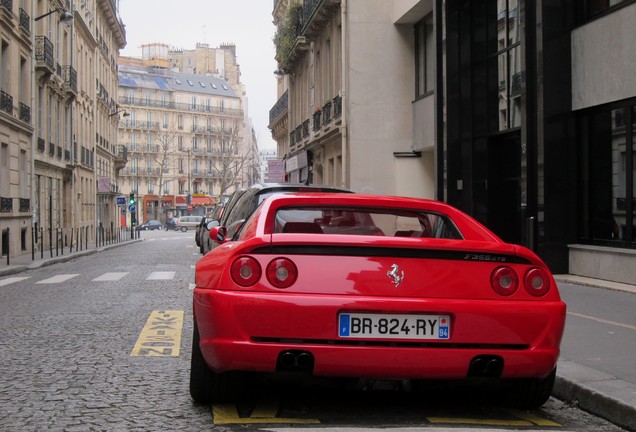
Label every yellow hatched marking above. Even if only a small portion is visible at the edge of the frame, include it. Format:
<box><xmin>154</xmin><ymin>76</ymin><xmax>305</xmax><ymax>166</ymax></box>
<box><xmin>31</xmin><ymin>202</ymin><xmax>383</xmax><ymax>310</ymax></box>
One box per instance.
<box><xmin>212</xmin><ymin>400</ymin><xmax>320</xmax><ymax>425</ymax></box>
<box><xmin>503</xmin><ymin>408</ymin><xmax>562</xmax><ymax>427</ymax></box>
<box><xmin>130</xmin><ymin>310</ymin><xmax>184</xmax><ymax>357</ymax></box>
<box><xmin>427</xmin><ymin>417</ymin><xmax>533</xmax><ymax>427</ymax></box>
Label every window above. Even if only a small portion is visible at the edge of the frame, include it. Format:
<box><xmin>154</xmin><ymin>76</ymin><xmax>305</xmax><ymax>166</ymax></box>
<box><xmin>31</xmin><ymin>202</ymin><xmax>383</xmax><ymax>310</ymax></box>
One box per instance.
<box><xmin>579</xmin><ymin>102</ymin><xmax>636</xmax><ymax>245</ymax></box>
<box><xmin>415</xmin><ymin>14</ymin><xmax>434</xmax><ymax>97</ymax></box>
<box><xmin>0</xmin><ymin>143</ymin><xmax>8</xmax><ymax>197</ymax></box>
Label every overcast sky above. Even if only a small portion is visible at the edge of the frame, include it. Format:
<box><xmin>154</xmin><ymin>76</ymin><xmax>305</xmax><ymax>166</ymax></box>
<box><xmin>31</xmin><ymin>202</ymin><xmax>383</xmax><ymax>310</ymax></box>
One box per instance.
<box><xmin>118</xmin><ymin>0</ymin><xmax>277</xmax><ymax>150</ymax></box>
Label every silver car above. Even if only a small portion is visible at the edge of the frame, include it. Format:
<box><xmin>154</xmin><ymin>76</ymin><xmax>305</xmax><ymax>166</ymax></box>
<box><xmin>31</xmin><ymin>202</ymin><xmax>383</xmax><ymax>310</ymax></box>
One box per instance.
<box><xmin>175</xmin><ymin>215</ymin><xmax>203</xmax><ymax>232</ymax></box>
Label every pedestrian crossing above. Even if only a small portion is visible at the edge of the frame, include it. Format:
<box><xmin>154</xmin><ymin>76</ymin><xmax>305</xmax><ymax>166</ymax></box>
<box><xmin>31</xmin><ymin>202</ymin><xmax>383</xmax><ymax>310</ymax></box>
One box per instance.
<box><xmin>0</xmin><ymin>269</ymin><xmax>192</xmax><ymax>287</ymax></box>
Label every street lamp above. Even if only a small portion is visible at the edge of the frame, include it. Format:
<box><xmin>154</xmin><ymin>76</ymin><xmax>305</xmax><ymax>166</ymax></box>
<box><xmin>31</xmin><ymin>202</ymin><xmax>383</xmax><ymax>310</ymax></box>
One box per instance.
<box><xmin>35</xmin><ymin>8</ymin><xmax>74</xmax><ymax>23</ymax></box>
<box><xmin>109</xmin><ymin>109</ymin><xmax>129</xmax><ymax>117</ymax></box>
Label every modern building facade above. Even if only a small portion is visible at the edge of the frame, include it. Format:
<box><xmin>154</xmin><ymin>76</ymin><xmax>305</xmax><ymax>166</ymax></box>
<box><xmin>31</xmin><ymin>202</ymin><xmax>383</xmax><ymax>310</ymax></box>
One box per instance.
<box><xmin>270</xmin><ymin>0</ymin><xmax>636</xmax><ymax>284</ymax></box>
<box><xmin>1</xmin><ymin>0</ymin><xmax>125</xmax><ymax>260</ymax></box>
<box><xmin>117</xmin><ymin>44</ymin><xmax>253</xmax><ymax>224</ymax></box>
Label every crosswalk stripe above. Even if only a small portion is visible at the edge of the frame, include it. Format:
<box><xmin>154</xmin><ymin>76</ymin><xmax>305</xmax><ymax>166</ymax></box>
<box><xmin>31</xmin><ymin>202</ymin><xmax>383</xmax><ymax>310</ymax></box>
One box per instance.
<box><xmin>0</xmin><ymin>276</ymin><xmax>31</xmax><ymax>287</ymax></box>
<box><xmin>93</xmin><ymin>272</ymin><xmax>128</xmax><ymax>282</ymax></box>
<box><xmin>146</xmin><ymin>271</ymin><xmax>176</xmax><ymax>280</ymax></box>
<box><xmin>36</xmin><ymin>274</ymin><xmax>80</xmax><ymax>284</ymax></box>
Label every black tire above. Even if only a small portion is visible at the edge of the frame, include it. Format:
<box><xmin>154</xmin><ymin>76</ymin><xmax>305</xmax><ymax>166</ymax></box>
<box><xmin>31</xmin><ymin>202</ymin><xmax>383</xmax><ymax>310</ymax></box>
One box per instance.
<box><xmin>181</xmin><ymin>226</ymin><xmax>188</xmax><ymax>232</ymax></box>
<box><xmin>199</xmin><ymin>243</ymin><xmax>204</xmax><ymax>255</ymax></box>
<box><xmin>190</xmin><ymin>322</ymin><xmax>244</xmax><ymax>404</ymax></box>
<box><xmin>501</xmin><ymin>367</ymin><xmax>556</xmax><ymax>409</ymax></box>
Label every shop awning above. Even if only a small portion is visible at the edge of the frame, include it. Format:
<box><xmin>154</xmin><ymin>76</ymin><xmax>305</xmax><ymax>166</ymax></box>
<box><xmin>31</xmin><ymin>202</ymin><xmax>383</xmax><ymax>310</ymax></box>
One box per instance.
<box><xmin>178</xmin><ymin>178</ymin><xmax>187</xmax><ymax>183</ymax></box>
<box><xmin>193</xmin><ymin>178</ymin><xmax>203</xmax><ymax>183</ymax></box>
<box><xmin>192</xmin><ymin>196</ymin><xmax>214</xmax><ymax>206</ymax></box>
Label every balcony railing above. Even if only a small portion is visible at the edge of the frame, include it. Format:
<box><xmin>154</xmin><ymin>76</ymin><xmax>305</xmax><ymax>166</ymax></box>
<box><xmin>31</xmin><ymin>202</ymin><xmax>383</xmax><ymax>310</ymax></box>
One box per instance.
<box><xmin>19</xmin><ymin>198</ymin><xmax>30</xmax><ymax>213</ymax></box>
<box><xmin>1</xmin><ymin>0</ymin><xmax>12</xmax><ymax>12</ymax></box>
<box><xmin>19</xmin><ymin>102</ymin><xmax>30</xmax><ymax>123</ymax></box>
<box><xmin>19</xmin><ymin>8</ymin><xmax>29</xmax><ymax>32</ymax></box>
<box><xmin>35</xmin><ymin>36</ymin><xmax>54</xmax><ymax>72</ymax></box>
<box><xmin>0</xmin><ymin>90</ymin><xmax>12</xmax><ymax>115</ymax></box>
<box><xmin>63</xmin><ymin>65</ymin><xmax>78</xmax><ymax>95</ymax></box>
<box><xmin>269</xmin><ymin>90</ymin><xmax>288</xmax><ymax>125</ymax></box>
<box><xmin>37</xmin><ymin>138</ymin><xmax>45</xmax><ymax>152</ymax></box>
<box><xmin>0</xmin><ymin>197</ymin><xmax>12</xmax><ymax>213</ymax></box>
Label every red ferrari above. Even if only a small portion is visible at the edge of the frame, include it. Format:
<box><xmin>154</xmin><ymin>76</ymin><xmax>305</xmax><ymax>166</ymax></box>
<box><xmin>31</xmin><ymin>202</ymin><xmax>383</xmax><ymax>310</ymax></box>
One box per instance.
<box><xmin>191</xmin><ymin>193</ymin><xmax>566</xmax><ymax>408</ymax></box>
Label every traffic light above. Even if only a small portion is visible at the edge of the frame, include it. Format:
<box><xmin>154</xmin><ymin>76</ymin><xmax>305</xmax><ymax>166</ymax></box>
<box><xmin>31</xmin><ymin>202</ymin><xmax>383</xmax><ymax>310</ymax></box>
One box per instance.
<box><xmin>129</xmin><ymin>192</ymin><xmax>137</xmax><ymax>227</ymax></box>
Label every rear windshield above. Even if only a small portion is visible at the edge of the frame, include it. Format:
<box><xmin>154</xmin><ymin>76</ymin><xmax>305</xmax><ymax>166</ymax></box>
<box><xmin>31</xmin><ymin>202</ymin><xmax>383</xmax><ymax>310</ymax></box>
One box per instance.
<box><xmin>274</xmin><ymin>207</ymin><xmax>463</xmax><ymax>239</ymax></box>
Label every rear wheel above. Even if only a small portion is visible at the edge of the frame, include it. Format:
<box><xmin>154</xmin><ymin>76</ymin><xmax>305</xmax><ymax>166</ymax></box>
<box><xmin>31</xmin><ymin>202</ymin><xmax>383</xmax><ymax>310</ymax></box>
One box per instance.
<box><xmin>190</xmin><ymin>322</ymin><xmax>245</xmax><ymax>404</ymax></box>
<box><xmin>501</xmin><ymin>367</ymin><xmax>556</xmax><ymax>409</ymax></box>
<box><xmin>181</xmin><ymin>226</ymin><xmax>188</xmax><ymax>232</ymax></box>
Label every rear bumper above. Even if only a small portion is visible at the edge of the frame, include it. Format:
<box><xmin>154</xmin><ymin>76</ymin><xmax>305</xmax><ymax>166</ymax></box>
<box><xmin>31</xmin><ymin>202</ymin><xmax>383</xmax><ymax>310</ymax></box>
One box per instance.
<box><xmin>193</xmin><ymin>289</ymin><xmax>565</xmax><ymax>380</ymax></box>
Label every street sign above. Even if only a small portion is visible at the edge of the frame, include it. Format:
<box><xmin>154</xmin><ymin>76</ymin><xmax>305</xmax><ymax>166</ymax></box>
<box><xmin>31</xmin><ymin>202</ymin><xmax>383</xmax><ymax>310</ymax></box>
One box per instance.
<box><xmin>117</xmin><ymin>197</ymin><xmax>126</xmax><ymax>205</ymax></box>
<box><xmin>128</xmin><ymin>204</ymin><xmax>136</xmax><ymax>212</ymax></box>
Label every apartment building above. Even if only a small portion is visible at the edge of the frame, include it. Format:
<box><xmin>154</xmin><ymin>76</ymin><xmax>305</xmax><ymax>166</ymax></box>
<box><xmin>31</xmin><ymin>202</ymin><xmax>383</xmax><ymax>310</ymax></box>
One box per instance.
<box><xmin>0</xmin><ymin>0</ymin><xmax>125</xmax><ymax>260</ymax></box>
<box><xmin>270</xmin><ymin>0</ymin><xmax>636</xmax><ymax>284</ymax></box>
<box><xmin>117</xmin><ymin>45</ymin><xmax>251</xmax><ymax>223</ymax></box>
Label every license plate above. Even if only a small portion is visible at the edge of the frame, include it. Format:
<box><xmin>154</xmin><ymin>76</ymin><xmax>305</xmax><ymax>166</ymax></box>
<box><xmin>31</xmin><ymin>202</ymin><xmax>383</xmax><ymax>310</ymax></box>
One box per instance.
<box><xmin>338</xmin><ymin>313</ymin><xmax>450</xmax><ymax>340</ymax></box>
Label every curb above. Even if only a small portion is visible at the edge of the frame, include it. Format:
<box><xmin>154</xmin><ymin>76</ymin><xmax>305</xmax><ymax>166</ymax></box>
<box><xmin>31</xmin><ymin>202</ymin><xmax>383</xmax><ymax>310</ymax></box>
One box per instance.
<box><xmin>0</xmin><ymin>239</ymin><xmax>143</xmax><ymax>276</ymax></box>
<box><xmin>554</xmin><ymin>359</ymin><xmax>636</xmax><ymax>431</ymax></box>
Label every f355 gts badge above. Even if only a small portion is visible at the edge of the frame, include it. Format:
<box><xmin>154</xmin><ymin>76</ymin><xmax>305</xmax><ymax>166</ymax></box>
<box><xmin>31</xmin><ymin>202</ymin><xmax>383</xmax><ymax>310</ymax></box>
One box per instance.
<box><xmin>387</xmin><ymin>264</ymin><xmax>405</xmax><ymax>287</ymax></box>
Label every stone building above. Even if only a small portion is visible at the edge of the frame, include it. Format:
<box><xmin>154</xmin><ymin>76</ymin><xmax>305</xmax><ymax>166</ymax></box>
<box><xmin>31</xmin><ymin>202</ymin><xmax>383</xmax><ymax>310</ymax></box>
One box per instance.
<box><xmin>0</xmin><ymin>0</ymin><xmax>125</xmax><ymax>260</ymax></box>
<box><xmin>270</xmin><ymin>0</ymin><xmax>636</xmax><ymax>285</ymax></box>
<box><xmin>117</xmin><ymin>44</ymin><xmax>253</xmax><ymax>224</ymax></box>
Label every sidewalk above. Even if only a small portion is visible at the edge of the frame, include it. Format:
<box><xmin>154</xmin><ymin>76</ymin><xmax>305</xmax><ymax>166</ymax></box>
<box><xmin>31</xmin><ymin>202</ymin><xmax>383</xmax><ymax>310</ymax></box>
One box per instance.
<box><xmin>0</xmin><ymin>236</ymin><xmax>143</xmax><ymax>277</ymax></box>
<box><xmin>553</xmin><ymin>274</ymin><xmax>636</xmax><ymax>432</ymax></box>
<box><xmin>1</xmin><ymin>252</ymin><xmax>633</xmax><ymax>430</ymax></box>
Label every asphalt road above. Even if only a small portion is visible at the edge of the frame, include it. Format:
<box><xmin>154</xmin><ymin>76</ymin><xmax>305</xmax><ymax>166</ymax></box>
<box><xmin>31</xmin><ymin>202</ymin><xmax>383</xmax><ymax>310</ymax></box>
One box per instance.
<box><xmin>0</xmin><ymin>230</ymin><xmax>629</xmax><ymax>431</ymax></box>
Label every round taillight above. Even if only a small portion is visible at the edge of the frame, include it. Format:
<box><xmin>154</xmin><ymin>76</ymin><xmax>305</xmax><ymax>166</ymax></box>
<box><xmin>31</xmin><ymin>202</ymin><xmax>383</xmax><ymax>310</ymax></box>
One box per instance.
<box><xmin>524</xmin><ymin>267</ymin><xmax>551</xmax><ymax>297</ymax></box>
<box><xmin>266</xmin><ymin>258</ymin><xmax>298</xmax><ymax>289</ymax></box>
<box><xmin>230</xmin><ymin>256</ymin><xmax>261</xmax><ymax>287</ymax></box>
<box><xmin>490</xmin><ymin>266</ymin><xmax>519</xmax><ymax>296</ymax></box>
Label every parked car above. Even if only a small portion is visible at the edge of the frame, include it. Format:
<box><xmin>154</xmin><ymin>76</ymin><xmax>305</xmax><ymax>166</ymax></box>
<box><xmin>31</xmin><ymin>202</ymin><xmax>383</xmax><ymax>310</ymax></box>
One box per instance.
<box><xmin>175</xmin><ymin>215</ymin><xmax>203</xmax><ymax>232</ymax></box>
<box><xmin>199</xmin><ymin>183</ymin><xmax>351</xmax><ymax>255</ymax></box>
<box><xmin>195</xmin><ymin>216</ymin><xmax>211</xmax><ymax>247</ymax></box>
<box><xmin>164</xmin><ymin>217</ymin><xmax>177</xmax><ymax>231</ymax></box>
<box><xmin>191</xmin><ymin>193</ymin><xmax>566</xmax><ymax>406</ymax></box>
<box><xmin>136</xmin><ymin>220</ymin><xmax>162</xmax><ymax>231</ymax></box>
<box><xmin>198</xmin><ymin>188</ymin><xmax>245</xmax><ymax>254</ymax></box>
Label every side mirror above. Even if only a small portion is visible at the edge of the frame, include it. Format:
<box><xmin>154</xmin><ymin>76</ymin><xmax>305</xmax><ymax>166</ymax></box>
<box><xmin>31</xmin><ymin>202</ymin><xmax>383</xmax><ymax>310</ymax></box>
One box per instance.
<box><xmin>210</xmin><ymin>226</ymin><xmax>227</xmax><ymax>244</ymax></box>
<box><xmin>206</xmin><ymin>220</ymin><xmax>219</xmax><ymax>231</ymax></box>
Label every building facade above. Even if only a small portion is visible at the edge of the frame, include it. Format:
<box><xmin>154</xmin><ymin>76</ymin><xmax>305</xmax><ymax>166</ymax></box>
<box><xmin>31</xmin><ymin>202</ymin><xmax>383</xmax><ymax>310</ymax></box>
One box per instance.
<box><xmin>117</xmin><ymin>46</ymin><xmax>251</xmax><ymax>224</ymax></box>
<box><xmin>0</xmin><ymin>0</ymin><xmax>125</xmax><ymax>260</ymax></box>
<box><xmin>270</xmin><ymin>0</ymin><xmax>636</xmax><ymax>284</ymax></box>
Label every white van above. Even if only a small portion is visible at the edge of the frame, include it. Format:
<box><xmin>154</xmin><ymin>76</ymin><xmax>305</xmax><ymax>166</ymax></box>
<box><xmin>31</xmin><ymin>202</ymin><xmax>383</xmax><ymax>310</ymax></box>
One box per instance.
<box><xmin>175</xmin><ymin>215</ymin><xmax>203</xmax><ymax>232</ymax></box>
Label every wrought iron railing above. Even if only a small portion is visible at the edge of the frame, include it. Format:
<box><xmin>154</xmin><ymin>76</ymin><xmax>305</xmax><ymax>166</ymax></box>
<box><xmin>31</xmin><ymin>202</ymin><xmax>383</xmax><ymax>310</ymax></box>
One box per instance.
<box><xmin>19</xmin><ymin>8</ymin><xmax>30</xmax><ymax>32</ymax></box>
<box><xmin>19</xmin><ymin>102</ymin><xmax>30</xmax><ymax>123</ymax></box>
<box><xmin>35</xmin><ymin>36</ymin><xmax>54</xmax><ymax>70</ymax></box>
<box><xmin>0</xmin><ymin>90</ymin><xmax>12</xmax><ymax>114</ymax></box>
<box><xmin>63</xmin><ymin>65</ymin><xmax>77</xmax><ymax>94</ymax></box>
<box><xmin>269</xmin><ymin>90</ymin><xmax>288</xmax><ymax>124</ymax></box>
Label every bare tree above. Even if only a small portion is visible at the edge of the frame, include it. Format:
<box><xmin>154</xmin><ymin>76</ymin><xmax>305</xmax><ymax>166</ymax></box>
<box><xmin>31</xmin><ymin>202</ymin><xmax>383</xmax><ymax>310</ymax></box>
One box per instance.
<box><xmin>151</xmin><ymin>115</ymin><xmax>179</xmax><ymax>222</ymax></box>
<box><xmin>213</xmin><ymin>123</ymin><xmax>258</xmax><ymax>202</ymax></box>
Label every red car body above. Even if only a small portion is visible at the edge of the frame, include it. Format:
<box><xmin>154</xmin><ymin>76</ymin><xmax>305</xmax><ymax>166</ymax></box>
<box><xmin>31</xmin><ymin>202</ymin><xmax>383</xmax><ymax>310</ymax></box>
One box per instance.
<box><xmin>191</xmin><ymin>193</ymin><xmax>566</xmax><ymax>407</ymax></box>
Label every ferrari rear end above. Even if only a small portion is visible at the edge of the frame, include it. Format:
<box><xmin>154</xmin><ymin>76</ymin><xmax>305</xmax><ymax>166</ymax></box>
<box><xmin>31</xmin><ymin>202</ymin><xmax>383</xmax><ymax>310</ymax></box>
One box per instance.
<box><xmin>191</xmin><ymin>193</ymin><xmax>566</xmax><ymax>407</ymax></box>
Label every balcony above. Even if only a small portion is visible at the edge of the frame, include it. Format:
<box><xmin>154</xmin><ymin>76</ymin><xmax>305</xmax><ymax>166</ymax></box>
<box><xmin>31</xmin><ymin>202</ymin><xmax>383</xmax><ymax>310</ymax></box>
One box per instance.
<box><xmin>0</xmin><ymin>90</ymin><xmax>12</xmax><ymax>115</ymax></box>
<box><xmin>301</xmin><ymin>0</ymin><xmax>341</xmax><ymax>37</ymax></box>
<box><xmin>18</xmin><ymin>102</ymin><xmax>30</xmax><ymax>123</ymax></box>
<box><xmin>0</xmin><ymin>197</ymin><xmax>12</xmax><ymax>213</ymax></box>
<box><xmin>269</xmin><ymin>90</ymin><xmax>288</xmax><ymax>126</ymax></box>
<box><xmin>63</xmin><ymin>65</ymin><xmax>78</xmax><ymax>98</ymax></box>
<box><xmin>35</xmin><ymin>36</ymin><xmax>54</xmax><ymax>77</ymax></box>
<box><xmin>19</xmin><ymin>8</ymin><xmax>30</xmax><ymax>33</ymax></box>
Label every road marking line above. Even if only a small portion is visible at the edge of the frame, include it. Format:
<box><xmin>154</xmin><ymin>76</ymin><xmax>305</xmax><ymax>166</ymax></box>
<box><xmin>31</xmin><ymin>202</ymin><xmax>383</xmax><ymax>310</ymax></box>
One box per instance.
<box><xmin>93</xmin><ymin>272</ymin><xmax>128</xmax><ymax>282</ymax></box>
<box><xmin>36</xmin><ymin>274</ymin><xmax>79</xmax><ymax>284</ymax></box>
<box><xmin>146</xmin><ymin>271</ymin><xmax>176</xmax><ymax>280</ymax></box>
<box><xmin>568</xmin><ymin>311</ymin><xmax>636</xmax><ymax>331</ymax></box>
<box><xmin>131</xmin><ymin>310</ymin><xmax>184</xmax><ymax>357</ymax></box>
<box><xmin>0</xmin><ymin>276</ymin><xmax>30</xmax><ymax>286</ymax></box>
<box><xmin>212</xmin><ymin>399</ymin><xmax>320</xmax><ymax>425</ymax></box>
<box><xmin>427</xmin><ymin>417</ymin><xmax>532</xmax><ymax>426</ymax></box>
<box><xmin>502</xmin><ymin>408</ymin><xmax>561</xmax><ymax>426</ymax></box>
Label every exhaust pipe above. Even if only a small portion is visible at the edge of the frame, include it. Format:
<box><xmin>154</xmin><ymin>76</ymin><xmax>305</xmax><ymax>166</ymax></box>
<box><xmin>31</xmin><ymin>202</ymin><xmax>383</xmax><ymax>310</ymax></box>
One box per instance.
<box><xmin>276</xmin><ymin>350</ymin><xmax>314</xmax><ymax>372</ymax></box>
<box><xmin>468</xmin><ymin>355</ymin><xmax>503</xmax><ymax>377</ymax></box>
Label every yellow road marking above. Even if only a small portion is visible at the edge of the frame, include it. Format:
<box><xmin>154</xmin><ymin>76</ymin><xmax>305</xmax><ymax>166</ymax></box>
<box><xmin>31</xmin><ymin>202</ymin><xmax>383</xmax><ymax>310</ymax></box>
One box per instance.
<box><xmin>427</xmin><ymin>417</ymin><xmax>533</xmax><ymax>426</ymax></box>
<box><xmin>130</xmin><ymin>310</ymin><xmax>184</xmax><ymax>357</ymax></box>
<box><xmin>503</xmin><ymin>408</ymin><xmax>562</xmax><ymax>427</ymax></box>
<box><xmin>212</xmin><ymin>401</ymin><xmax>320</xmax><ymax>425</ymax></box>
